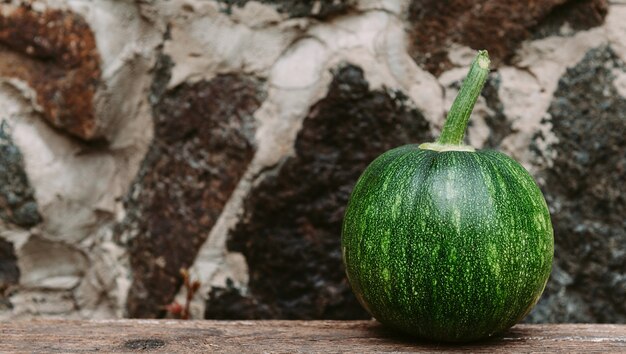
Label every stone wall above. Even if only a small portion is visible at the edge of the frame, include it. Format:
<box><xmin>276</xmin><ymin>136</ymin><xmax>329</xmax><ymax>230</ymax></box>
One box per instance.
<box><xmin>0</xmin><ymin>0</ymin><xmax>624</xmax><ymax>323</ymax></box>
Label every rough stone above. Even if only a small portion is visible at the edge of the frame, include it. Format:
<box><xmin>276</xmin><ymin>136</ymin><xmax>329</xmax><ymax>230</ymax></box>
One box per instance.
<box><xmin>0</xmin><ymin>5</ymin><xmax>101</xmax><ymax>140</ymax></box>
<box><xmin>16</xmin><ymin>236</ymin><xmax>88</xmax><ymax>290</ymax></box>
<box><xmin>161</xmin><ymin>2</ymin><xmax>297</xmax><ymax>89</ymax></box>
<box><xmin>0</xmin><ymin>238</ymin><xmax>19</xmax><ymax>306</ymax></box>
<box><xmin>217</xmin><ymin>0</ymin><xmax>355</xmax><ymax>19</ymax></box>
<box><xmin>205</xmin><ymin>279</ymin><xmax>273</xmax><ymax>319</ymax></box>
<box><xmin>526</xmin><ymin>46</ymin><xmax>626</xmax><ymax>323</ymax></box>
<box><xmin>532</xmin><ymin>0</ymin><xmax>608</xmax><ymax>39</ymax></box>
<box><xmin>8</xmin><ymin>289</ymin><xmax>77</xmax><ymax>317</ymax></box>
<box><xmin>121</xmin><ymin>73</ymin><xmax>264</xmax><ymax>318</ymax></box>
<box><xmin>0</xmin><ymin>122</ymin><xmax>41</xmax><ymax>228</ymax></box>
<box><xmin>206</xmin><ymin>64</ymin><xmax>433</xmax><ymax>320</ymax></box>
<box><xmin>407</xmin><ymin>0</ymin><xmax>608</xmax><ymax>75</ymax></box>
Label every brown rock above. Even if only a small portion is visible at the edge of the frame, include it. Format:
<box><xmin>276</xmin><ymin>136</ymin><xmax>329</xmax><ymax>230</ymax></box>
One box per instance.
<box><xmin>408</xmin><ymin>0</ymin><xmax>608</xmax><ymax>75</ymax></box>
<box><xmin>0</xmin><ymin>5</ymin><xmax>101</xmax><ymax>140</ymax></box>
<box><xmin>122</xmin><ymin>70</ymin><xmax>264</xmax><ymax>318</ymax></box>
<box><xmin>531</xmin><ymin>0</ymin><xmax>608</xmax><ymax>39</ymax></box>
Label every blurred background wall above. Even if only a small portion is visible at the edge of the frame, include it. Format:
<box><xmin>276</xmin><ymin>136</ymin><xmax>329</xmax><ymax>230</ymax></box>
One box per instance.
<box><xmin>0</xmin><ymin>0</ymin><xmax>624</xmax><ymax>322</ymax></box>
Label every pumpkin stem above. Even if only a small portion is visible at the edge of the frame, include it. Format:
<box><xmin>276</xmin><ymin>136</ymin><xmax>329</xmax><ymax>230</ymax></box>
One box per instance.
<box><xmin>437</xmin><ymin>50</ymin><xmax>490</xmax><ymax>146</ymax></box>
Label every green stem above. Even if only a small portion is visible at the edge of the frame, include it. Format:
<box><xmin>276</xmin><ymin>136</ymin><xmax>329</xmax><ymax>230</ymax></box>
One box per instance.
<box><xmin>437</xmin><ymin>50</ymin><xmax>490</xmax><ymax>146</ymax></box>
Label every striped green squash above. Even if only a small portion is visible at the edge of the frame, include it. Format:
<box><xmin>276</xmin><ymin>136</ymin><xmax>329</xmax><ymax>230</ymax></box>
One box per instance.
<box><xmin>341</xmin><ymin>51</ymin><xmax>553</xmax><ymax>342</ymax></box>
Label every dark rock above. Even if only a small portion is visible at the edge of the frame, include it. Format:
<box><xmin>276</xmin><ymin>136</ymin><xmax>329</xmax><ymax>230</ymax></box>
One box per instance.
<box><xmin>205</xmin><ymin>279</ymin><xmax>274</xmax><ymax>319</ymax></box>
<box><xmin>407</xmin><ymin>0</ymin><xmax>608</xmax><ymax>75</ymax></box>
<box><xmin>0</xmin><ymin>5</ymin><xmax>101</xmax><ymax>140</ymax></box>
<box><xmin>149</xmin><ymin>55</ymin><xmax>174</xmax><ymax>106</ymax></box>
<box><xmin>532</xmin><ymin>0</ymin><xmax>608</xmax><ymax>39</ymax></box>
<box><xmin>0</xmin><ymin>122</ymin><xmax>42</xmax><ymax>228</ymax></box>
<box><xmin>217</xmin><ymin>0</ymin><xmax>354</xmax><ymax>19</ymax></box>
<box><xmin>149</xmin><ymin>26</ymin><xmax>173</xmax><ymax>106</ymax></box>
<box><xmin>122</xmin><ymin>74</ymin><xmax>264</xmax><ymax>318</ymax></box>
<box><xmin>206</xmin><ymin>64</ymin><xmax>433</xmax><ymax>319</ymax></box>
<box><xmin>0</xmin><ymin>238</ymin><xmax>19</xmax><ymax>300</ymax></box>
<box><xmin>481</xmin><ymin>72</ymin><xmax>513</xmax><ymax>148</ymax></box>
<box><xmin>526</xmin><ymin>46</ymin><xmax>626</xmax><ymax>323</ymax></box>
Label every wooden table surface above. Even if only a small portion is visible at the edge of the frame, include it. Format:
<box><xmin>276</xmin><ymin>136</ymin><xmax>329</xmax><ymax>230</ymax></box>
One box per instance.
<box><xmin>1</xmin><ymin>320</ymin><xmax>625</xmax><ymax>353</ymax></box>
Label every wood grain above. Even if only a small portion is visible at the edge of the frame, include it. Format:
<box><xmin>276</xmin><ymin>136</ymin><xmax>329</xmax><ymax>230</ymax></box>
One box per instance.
<box><xmin>1</xmin><ymin>320</ymin><xmax>625</xmax><ymax>353</ymax></box>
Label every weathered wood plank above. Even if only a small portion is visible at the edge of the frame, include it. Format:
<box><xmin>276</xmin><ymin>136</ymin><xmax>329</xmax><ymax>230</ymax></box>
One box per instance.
<box><xmin>0</xmin><ymin>320</ymin><xmax>625</xmax><ymax>353</ymax></box>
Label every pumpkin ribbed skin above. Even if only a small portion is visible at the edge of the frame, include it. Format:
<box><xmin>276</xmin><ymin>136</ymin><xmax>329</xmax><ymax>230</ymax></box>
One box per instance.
<box><xmin>341</xmin><ymin>145</ymin><xmax>553</xmax><ymax>342</ymax></box>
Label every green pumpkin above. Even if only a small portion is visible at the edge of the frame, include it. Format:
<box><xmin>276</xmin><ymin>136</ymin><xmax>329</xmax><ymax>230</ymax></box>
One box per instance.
<box><xmin>341</xmin><ymin>51</ymin><xmax>553</xmax><ymax>342</ymax></box>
